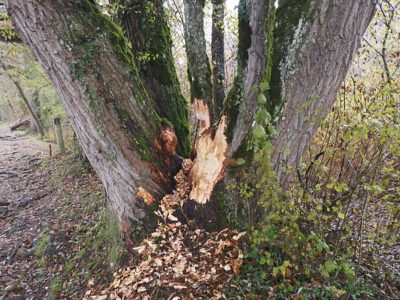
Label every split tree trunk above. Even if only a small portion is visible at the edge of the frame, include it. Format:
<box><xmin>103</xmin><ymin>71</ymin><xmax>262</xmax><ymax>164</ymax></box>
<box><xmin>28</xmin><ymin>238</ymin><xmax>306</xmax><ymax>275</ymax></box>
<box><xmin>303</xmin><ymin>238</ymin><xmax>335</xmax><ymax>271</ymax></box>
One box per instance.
<box><xmin>5</xmin><ymin>0</ymin><xmax>186</xmax><ymax>243</ymax></box>
<box><xmin>6</xmin><ymin>0</ymin><xmax>377</xmax><ymax>235</ymax></box>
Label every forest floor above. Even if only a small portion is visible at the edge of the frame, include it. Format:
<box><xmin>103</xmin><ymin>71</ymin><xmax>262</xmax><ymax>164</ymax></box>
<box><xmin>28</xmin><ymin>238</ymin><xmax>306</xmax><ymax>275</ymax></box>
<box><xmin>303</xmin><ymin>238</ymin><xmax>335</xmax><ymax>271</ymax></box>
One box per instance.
<box><xmin>0</xmin><ymin>123</ymin><xmax>245</xmax><ymax>300</ymax></box>
<box><xmin>0</xmin><ymin>123</ymin><xmax>117</xmax><ymax>299</ymax></box>
<box><xmin>1</xmin><ymin>123</ymin><xmax>399</xmax><ymax>299</ymax></box>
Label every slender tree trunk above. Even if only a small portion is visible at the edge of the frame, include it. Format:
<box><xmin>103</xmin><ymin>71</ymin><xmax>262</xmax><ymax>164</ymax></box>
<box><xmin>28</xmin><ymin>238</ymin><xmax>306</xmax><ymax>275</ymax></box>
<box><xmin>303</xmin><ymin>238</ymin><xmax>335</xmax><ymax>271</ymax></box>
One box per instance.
<box><xmin>228</xmin><ymin>0</ymin><xmax>274</xmax><ymax>156</ymax></box>
<box><xmin>183</xmin><ymin>0</ymin><xmax>213</xmax><ymax>137</ymax></box>
<box><xmin>5</xmin><ymin>0</ymin><xmax>184</xmax><ymax>244</ymax></box>
<box><xmin>14</xmin><ymin>81</ymin><xmax>44</xmax><ymax>136</ymax></box>
<box><xmin>211</xmin><ymin>0</ymin><xmax>225</xmax><ymax>117</ymax></box>
<box><xmin>112</xmin><ymin>0</ymin><xmax>191</xmax><ymax>156</ymax></box>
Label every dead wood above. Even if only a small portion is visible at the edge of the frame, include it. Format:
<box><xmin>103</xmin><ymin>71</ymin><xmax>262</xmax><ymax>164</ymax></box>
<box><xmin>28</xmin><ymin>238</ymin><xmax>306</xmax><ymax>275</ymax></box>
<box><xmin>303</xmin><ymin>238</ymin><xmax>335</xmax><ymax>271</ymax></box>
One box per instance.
<box><xmin>9</xmin><ymin>119</ymin><xmax>30</xmax><ymax>131</ymax></box>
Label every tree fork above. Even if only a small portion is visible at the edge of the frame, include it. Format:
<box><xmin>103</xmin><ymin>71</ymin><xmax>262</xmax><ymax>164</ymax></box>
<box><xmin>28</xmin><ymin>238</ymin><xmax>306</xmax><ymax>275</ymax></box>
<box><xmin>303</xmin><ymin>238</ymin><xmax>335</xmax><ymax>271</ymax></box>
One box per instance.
<box><xmin>5</xmin><ymin>0</ymin><xmax>182</xmax><ymax>245</ymax></box>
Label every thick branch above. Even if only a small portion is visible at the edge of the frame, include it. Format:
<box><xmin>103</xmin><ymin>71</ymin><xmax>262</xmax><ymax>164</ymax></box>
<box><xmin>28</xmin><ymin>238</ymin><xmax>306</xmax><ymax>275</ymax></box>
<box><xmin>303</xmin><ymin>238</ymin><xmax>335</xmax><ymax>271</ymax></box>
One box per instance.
<box><xmin>113</xmin><ymin>0</ymin><xmax>191</xmax><ymax>156</ymax></box>
<box><xmin>270</xmin><ymin>0</ymin><xmax>377</xmax><ymax>185</ymax></box>
<box><xmin>183</xmin><ymin>0</ymin><xmax>213</xmax><ymax>110</ymax></box>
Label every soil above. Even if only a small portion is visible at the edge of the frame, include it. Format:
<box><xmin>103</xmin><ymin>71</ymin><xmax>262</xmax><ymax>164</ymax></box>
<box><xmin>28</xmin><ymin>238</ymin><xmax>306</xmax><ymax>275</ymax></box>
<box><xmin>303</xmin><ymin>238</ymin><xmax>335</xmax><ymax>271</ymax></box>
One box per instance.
<box><xmin>0</xmin><ymin>124</ymin><xmax>112</xmax><ymax>299</ymax></box>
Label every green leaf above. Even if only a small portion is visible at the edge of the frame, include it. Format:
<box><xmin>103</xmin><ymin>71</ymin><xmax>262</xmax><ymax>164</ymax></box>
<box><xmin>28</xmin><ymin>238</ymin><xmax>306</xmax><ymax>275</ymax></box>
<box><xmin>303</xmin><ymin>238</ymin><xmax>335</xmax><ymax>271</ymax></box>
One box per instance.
<box><xmin>338</xmin><ymin>212</ymin><xmax>345</xmax><ymax>219</ymax></box>
<box><xmin>253</xmin><ymin>124</ymin><xmax>266</xmax><ymax>140</ymax></box>
<box><xmin>254</xmin><ymin>109</ymin><xmax>268</xmax><ymax>124</ymax></box>
<box><xmin>236</xmin><ymin>158</ymin><xmax>245</xmax><ymax>166</ymax></box>
<box><xmin>324</xmin><ymin>260</ymin><xmax>337</xmax><ymax>273</ymax></box>
<box><xmin>257</xmin><ymin>94</ymin><xmax>267</xmax><ymax>105</ymax></box>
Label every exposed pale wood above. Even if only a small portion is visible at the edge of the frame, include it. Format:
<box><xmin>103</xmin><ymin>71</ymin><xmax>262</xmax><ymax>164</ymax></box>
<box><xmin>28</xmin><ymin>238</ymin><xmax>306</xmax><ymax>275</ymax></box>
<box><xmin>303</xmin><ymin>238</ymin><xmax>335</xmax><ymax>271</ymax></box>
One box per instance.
<box><xmin>189</xmin><ymin>100</ymin><xmax>228</xmax><ymax>204</ymax></box>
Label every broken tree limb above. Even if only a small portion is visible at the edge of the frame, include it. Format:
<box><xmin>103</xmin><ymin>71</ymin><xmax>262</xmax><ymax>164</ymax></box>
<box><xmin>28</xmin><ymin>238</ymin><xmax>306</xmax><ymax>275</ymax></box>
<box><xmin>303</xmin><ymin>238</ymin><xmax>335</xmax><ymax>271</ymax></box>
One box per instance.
<box><xmin>188</xmin><ymin>99</ymin><xmax>228</xmax><ymax>204</ymax></box>
<box><xmin>10</xmin><ymin>119</ymin><xmax>30</xmax><ymax>131</ymax></box>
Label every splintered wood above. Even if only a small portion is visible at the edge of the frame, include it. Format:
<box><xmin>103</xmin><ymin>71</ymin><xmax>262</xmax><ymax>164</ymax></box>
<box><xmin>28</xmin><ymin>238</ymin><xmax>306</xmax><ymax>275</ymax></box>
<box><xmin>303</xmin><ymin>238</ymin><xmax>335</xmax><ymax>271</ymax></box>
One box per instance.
<box><xmin>84</xmin><ymin>99</ymin><xmax>237</xmax><ymax>299</ymax></box>
<box><xmin>84</xmin><ymin>159</ymin><xmax>245</xmax><ymax>300</ymax></box>
<box><xmin>189</xmin><ymin>99</ymin><xmax>228</xmax><ymax>204</ymax></box>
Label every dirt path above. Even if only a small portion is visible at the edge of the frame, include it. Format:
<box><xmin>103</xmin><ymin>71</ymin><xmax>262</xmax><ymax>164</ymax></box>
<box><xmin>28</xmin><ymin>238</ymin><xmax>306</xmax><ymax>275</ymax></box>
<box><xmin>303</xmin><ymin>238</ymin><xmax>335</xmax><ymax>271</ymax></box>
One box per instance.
<box><xmin>0</xmin><ymin>124</ymin><xmax>53</xmax><ymax>298</ymax></box>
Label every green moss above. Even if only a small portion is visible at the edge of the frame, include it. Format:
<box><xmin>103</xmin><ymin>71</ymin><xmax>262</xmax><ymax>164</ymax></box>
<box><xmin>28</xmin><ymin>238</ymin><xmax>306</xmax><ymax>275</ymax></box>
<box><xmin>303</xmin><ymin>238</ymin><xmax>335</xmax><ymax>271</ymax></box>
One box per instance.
<box><xmin>131</xmin><ymin>132</ymin><xmax>152</xmax><ymax>161</ymax></box>
<box><xmin>223</xmin><ymin>76</ymin><xmax>243</xmax><ymax>142</ymax></box>
<box><xmin>269</xmin><ymin>0</ymin><xmax>314</xmax><ymax>118</ymax></box>
<box><xmin>115</xmin><ymin>0</ymin><xmax>191</xmax><ymax>157</ymax></box>
<box><xmin>237</xmin><ymin>0</ymin><xmax>251</xmax><ymax>69</ymax></box>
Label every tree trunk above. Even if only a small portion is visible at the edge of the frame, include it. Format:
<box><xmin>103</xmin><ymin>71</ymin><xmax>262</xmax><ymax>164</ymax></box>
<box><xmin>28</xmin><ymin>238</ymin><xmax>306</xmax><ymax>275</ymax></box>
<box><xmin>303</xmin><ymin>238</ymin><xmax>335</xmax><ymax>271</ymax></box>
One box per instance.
<box><xmin>14</xmin><ymin>81</ymin><xmax>44</xmax><ymax>136</ymax></box>
<box><xmin>228</xmin><ymin>0</ymin><xmax>275</xmax><ymax>156</ymax></box>
<box><xmin>6</xmin><ymin>0</ymin><xmax>377</xmax><ymax>235</ymax></box>
<box><xmin>211</xmin><ymin>0</ymin><xmax>225</xmax><ymax>117</ymax></box>
<box><xmin>5</xmin><ymin>0</ymin><xmax>183</xmax><ymax>243</ymax></box>
<box><xmin>269</xmin><ymin>0</ymin><xmax>376</xmax><ymax>186</ymax></box>
<box><xmin>183</xmin><ymin>0</ymin><xmax>213</xmax><ymax>134</ymax></box>
<box><xmin>112</xmin><ymin>0</ymin><xmax>191</xmax><ymax>157</ymax></box>
<box><xmin>0</xmin><ymin>60</ymin><xmax>44</xmax><ymax>136</ymax></box>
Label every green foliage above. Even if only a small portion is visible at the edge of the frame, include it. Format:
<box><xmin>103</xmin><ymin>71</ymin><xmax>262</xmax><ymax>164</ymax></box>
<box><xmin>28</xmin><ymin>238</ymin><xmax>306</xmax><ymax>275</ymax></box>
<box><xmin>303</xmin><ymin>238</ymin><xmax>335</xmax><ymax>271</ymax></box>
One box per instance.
<box><xmin>48</xmin><ymin>277</ymin><xmax>63</xmax><ymax>300</ymax></box>
<box><xmin>0</xmin><ymin>12</ymin><xmax>18</xmax><ymax>41</ymax></box>
<box><xmin>224</xmin><ymin>3</ymin><xmax>400</xmax><ymax>298</ymax></box>
<box><xmin>0</xmin><ymin>43</ymin><xmax>67</xmax><ymax>132</ymax></box>
<box><xmin>35</xmin><ymin>232</ymin><xmax>50</xmax><ymax>257</ymax></box>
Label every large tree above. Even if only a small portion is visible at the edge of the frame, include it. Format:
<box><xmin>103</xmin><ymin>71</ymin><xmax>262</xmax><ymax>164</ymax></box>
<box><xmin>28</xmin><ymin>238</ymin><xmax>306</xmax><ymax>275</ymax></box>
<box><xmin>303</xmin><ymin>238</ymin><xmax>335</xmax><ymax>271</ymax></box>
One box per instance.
<box><xmin>4</xmin><ymin>0</ymin><xmax>376</xmax><ymax>240</ymax></box>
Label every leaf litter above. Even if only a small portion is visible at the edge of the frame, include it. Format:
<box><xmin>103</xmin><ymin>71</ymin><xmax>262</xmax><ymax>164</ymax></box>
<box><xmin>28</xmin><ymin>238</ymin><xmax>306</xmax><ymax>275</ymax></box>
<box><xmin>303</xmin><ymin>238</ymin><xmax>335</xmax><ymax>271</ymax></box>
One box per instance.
<box><xmin>84</xmin><ymin>159</ymin><xmax>245</xmax><ymax>299</ymax></box>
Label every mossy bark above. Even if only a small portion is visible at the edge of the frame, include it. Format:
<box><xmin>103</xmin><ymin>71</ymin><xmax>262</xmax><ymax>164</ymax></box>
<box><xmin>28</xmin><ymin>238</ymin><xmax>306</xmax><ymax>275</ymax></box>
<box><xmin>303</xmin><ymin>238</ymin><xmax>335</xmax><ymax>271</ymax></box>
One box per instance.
<box><xmin>183</xmin><ymin>0</ymin><xmax>213</xmax><ymax>115</ymax></box>
<box><xmin>223</xmin><ymin>0</ymin><xmax>251</xmax><ymax>143</ymax></box>
<box><xmin>211</xmin><ymin>0</ymin><xmax>225</xmax><ymax>118</ymax></box>
<box><xmin>228</xmin><ymin>0</ymin><xmax>275</xmax><ymax>156</ymax></box>
<box><xmin>113</xmin><ymin>0</ymin><xmax>191</xmax><ymax>157</ymax></box>
<box><xmin>5</xmin><ymin>0</ymin><xmax>181</xmax><ymax>244</ymax></box>
<box><xmin>270</xmin><ymin>0</ymin><xmax>376</xmax><ymax>186</ymax></box>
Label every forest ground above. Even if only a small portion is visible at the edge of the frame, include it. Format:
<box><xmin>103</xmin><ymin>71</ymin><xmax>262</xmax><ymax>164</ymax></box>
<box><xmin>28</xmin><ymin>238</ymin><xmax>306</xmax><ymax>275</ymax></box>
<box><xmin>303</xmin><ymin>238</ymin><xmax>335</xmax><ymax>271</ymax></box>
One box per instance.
<box><xmin>0</xmin><ymin>123</ymin><xmax>399</xmax><ymax>299</ymax></box>
<box><xmin>0</xmin><ymin>123</ymin><xmax>115</xmax><ymax>299</ymax></box>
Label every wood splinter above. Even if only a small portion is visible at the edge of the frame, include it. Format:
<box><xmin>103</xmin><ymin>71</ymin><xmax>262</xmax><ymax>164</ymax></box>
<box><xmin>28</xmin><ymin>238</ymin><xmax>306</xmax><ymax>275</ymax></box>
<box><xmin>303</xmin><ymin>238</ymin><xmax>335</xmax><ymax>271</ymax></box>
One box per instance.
<box><xmin>137</xmin><ymin>187</ymin><xmax>155</xmax><ymax>206</ymax></box>
<box><xmin>188</xmin><ymin>99</ymin><xmax>228</xmax><ymax>204</ymax></box>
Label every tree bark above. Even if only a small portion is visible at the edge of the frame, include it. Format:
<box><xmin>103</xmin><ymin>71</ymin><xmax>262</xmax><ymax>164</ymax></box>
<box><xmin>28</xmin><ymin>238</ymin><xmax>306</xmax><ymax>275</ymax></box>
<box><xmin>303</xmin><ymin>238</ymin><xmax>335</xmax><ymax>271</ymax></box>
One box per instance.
<box><xmin>228</xmin><ymin>0</ymin><xmax>274</xmax><ymax>156</ymax></box>
<box><xmin>14</xmin><ymin>81</ymin><xmax>44</xmax><ymax>136</ymax></box>
<box><xmin>269</xmin><ymin>0</ymin><xmax>377</xmax><ymax>186</ymax></box>
<box><xmin>211</xmin><ymin>0</ymin><xmax>225</xmax><ymax>118</ymax></box>
<box><xmin>112</xmin><ymin>0</ymin><xmax>191</xmax><ymax>157</ymax></box>
<box><xmin>5</xmin><ymin>0</ymin><xmax>378</xmax><ymax>235</ymax></box>
<box><xmin>183</xmin><ymin>0</ymin><xmax>213</xmax><ymax>128</ymax></box>
<box><xmin>5</xmin><ymin>0</ymin><xmax>180</xmax><ymax>242</ymax></box>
